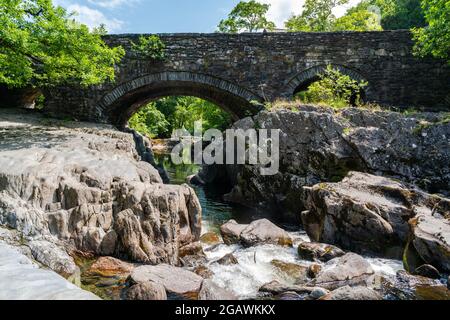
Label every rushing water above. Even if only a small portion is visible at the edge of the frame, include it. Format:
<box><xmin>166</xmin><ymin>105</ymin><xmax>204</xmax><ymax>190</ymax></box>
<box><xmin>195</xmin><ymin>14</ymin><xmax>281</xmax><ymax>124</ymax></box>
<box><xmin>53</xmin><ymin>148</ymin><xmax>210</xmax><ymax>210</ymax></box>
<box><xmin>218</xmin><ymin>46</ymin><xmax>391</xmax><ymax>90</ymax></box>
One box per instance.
<box><xmin>155</xmin><ymin>153</ymin><xmax>405</xmax><ymax>299</ymax></box>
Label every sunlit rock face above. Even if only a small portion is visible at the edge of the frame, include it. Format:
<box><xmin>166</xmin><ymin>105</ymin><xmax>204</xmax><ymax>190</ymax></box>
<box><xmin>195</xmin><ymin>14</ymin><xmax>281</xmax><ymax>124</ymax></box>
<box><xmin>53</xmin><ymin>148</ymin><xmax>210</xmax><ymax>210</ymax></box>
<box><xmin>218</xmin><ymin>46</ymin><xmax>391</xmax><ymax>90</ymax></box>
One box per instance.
<box><xmin>198</xmin><ymin>106</ymin><xmax>449</xmax><ymax>218</ymax></box>
<box><xmin>0</xmin><ymin>109</ymin><xmax>202</xmax><ymax>267</ymax></box>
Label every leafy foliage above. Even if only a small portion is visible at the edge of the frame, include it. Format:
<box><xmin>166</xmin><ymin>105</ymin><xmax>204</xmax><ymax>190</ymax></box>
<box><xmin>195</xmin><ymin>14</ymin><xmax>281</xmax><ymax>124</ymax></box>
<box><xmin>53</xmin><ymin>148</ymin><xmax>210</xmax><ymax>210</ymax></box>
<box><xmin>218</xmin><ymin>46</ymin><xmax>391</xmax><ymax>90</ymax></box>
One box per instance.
<box><xmin>333</xmin><ymin>7</ymin><xmax>383</xmax><ymax>31</ymax></box>
<box><xmin>295</xmin><ymin>65</ymin><xmax>368</xmax><ymax>109</ymax></box>
<box><xmin>371</xmin><ymin>0</ymin><xmax>426</xmax><ymax>29</ymax></box>
<box><xmin>286</xmin><ymin>0</ymin><xmax>383</xmax><ymax>32</ymax></box>
<box><xmin>0</xmin><ymin>0</ymin><xmax>124</xmax><ymax>88</ymax></box>
<box><xmin>218</xmin><ymin>0</ymin><xmax>276</xmax><ymax>33</ymax></box>
<box><xmin>128</xmin><ymin>102</ymin><xmax>169</xmax><ymax>138</ymax></box>
<box><xmin>413</xmin><ymin>0</ymin><xmax>450</xmax><ymax>64</ymax></box>
<box><xmin>285</xmin><ymin>0</ymin><xmax>350</xmax><ymax>32</ymax></box>
<box><xmin>128</xmin><ymin>96</ymin><xmax>232</xmax><ymax>138</ymax></box>
<box><xmin>131</xmin><ymin>35</ymin><xmax>166</xmax><ymax>60</ymax></box>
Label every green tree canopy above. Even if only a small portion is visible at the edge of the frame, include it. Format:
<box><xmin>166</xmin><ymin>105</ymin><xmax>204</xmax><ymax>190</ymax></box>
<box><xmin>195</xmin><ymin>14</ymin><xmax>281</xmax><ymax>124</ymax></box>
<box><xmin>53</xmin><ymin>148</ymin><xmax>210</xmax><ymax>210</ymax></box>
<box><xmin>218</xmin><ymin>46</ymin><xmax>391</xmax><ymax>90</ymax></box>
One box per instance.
<box><xmin>285</xmin><ymin>0</ymin><xmax>350</xmax><ymax>32</ymax></box>
<box><xmin>218</xmin><ymin>0</ymin><xmax>276</xmax><ymax>33</ymax></box>
<box><xmin>333</xmin><ymin>6</ymin><xmax>383</xmax><ymax>31</ymax></box>
<box><xmin>413</xmin><ymin>0</ymin><xmax>450</xmax><ymax>63</ymax></box>
<box><xmin>0</xmin><ymin>0</ymin><xmax>124</xmax><ymax>89</ymax></box>
<box><xmin>372</xmin><ymin>0</ymin><xmax>426</xmax><ymax>29</ymax></box>
<box><xmin>128</xmin><ymin>97</ymin><xmax>233</xmax><ymax>138</ymax></box>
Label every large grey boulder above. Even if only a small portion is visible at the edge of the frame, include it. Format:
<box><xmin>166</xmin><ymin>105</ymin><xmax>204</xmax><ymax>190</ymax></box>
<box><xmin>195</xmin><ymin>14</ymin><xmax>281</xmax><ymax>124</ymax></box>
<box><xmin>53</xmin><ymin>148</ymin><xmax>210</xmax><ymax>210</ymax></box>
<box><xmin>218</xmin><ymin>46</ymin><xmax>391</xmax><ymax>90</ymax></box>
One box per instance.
<box><xmin>240</xmin><ymin>219</ymin><xmax>292</xmax><ymax>247</ymax></box>
<box><xmin>129</xmin><ymin>264</ymin><xmax>203</xmax><ymax>298</ymax></box>
<box><xmin>0</xmin><ymin>111</ymin><xmax>202</xmax><ymax>267</ymax></box>
<box><xmin>0</xmin><ymin>243</ymin><xmax>99</xmax><ymax>300</ymax></box>
<box><xmin>308</xmin><ymin>253</ymin><xmax>374</xmax><ymax>290</ymax></box>
<box><xmin>302</xmin><ymin>171</ymin><xmax>450</xmax><ymax>258</ymax></box>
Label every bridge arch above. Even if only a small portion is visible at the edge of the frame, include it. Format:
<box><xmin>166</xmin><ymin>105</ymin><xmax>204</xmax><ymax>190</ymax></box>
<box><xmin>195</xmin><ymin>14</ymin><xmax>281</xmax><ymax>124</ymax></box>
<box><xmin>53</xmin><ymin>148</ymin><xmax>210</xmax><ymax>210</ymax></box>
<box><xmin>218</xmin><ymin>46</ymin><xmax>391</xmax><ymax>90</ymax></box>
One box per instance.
<box><xmin>286</xmin><ymin>64</ymin><xmax>371</xmax><ymax>98</ymax></box>
<box><xmin>96</xmin><ymin>71</ymin><xmax>264</xmax><ymax>127</ymax></box>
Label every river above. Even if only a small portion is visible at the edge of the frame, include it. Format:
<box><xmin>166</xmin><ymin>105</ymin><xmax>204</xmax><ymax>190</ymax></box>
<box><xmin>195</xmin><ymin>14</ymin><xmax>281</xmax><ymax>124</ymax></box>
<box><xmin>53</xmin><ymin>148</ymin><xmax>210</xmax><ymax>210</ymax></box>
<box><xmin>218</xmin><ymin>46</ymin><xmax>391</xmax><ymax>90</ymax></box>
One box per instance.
<box><xmin>154</xmin><ymin>153</ymin><xmax>405</xmax><ymax>299</ymax></box>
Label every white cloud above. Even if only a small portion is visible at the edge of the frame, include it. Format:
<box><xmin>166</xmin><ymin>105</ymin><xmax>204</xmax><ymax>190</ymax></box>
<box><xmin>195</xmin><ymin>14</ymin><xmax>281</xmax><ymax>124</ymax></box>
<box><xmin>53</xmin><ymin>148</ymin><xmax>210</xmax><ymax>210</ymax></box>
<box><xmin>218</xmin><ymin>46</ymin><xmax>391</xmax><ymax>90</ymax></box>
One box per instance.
<box><xmin>260</xmin><ymin>0</ymin><xmax>362</xmax><ymax>28</ymax></box>
<box><xmin>87</xmin><ymin>0</ymin><xmax>140</xmax><ymax>9</ymax></box>
<box><xmin>260</xmin><ymin>0</ymin><xmax>302</xmax><ymax>28</ymax></box>
<box><xmin>67</xmin><ymin>4</ymin><xmax>124</xmax><ymax>32</ymax></box>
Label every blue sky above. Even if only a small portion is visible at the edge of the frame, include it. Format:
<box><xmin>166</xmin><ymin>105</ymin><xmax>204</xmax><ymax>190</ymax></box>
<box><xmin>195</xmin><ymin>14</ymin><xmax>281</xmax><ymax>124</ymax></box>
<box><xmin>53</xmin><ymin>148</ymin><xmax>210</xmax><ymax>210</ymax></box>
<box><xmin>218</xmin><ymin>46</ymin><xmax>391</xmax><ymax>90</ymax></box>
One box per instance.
<box><xmin>54</xmin><ymin>0</ymin><xmax>360</xmax><ymax>34</ymax></box>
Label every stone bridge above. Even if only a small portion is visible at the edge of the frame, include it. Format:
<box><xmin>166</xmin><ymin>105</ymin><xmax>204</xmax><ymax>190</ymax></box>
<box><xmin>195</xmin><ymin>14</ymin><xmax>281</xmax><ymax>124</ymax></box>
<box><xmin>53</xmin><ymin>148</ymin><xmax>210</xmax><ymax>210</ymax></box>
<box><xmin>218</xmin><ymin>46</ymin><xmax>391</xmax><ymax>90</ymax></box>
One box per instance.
<box><xmin>43</xmin><ymin>31</ymin><xmax>450</xmax><ymax>126</ymax></box>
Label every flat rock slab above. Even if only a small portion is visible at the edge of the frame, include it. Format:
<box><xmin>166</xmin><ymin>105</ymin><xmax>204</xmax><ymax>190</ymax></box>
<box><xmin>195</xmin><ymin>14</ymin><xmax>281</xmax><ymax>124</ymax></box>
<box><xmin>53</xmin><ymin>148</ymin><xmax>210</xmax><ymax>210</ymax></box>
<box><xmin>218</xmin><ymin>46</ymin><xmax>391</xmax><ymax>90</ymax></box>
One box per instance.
<box><xmin>130</xmin><ymin>264</ymin><xmax>203</xmax><ymax>297</ymax></box>
<box><xmin>0</xmin><ymin>243</ymin><xmax>99</xmax><ymax>300</ymax></box>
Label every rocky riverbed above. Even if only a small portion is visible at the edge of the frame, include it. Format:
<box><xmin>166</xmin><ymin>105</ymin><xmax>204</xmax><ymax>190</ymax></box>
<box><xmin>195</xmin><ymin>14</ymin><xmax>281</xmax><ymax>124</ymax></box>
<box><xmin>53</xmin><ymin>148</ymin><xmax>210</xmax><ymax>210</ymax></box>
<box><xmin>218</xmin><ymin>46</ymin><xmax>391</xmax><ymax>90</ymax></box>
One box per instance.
<box><xmin>0</xmin><ymin>106</ymin><xmax>449</xmax><ymax>300</ymax></box>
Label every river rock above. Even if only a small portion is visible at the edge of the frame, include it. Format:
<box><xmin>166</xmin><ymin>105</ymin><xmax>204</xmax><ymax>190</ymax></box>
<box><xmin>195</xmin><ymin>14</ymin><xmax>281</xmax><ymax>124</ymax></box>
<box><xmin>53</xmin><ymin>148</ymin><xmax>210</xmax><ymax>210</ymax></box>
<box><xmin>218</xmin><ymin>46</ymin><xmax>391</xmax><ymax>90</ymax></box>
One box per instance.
<box><xmin>28</xmin><ymin>240</ymin><xmax>78</xmax><ymax>278</ymax></box>
<box><xmin>220</xmin><ymin>220</ymin><xmax>247</xmax><ymax>245</ymax></box>
<box><xmin>129</xmin><ymin>264</ymin><xmax>203</xmax><ymax>298</ymax></box>
<box><xmin>198</xmin><ymin>280</ymin><xmax>237</xmax><ymax>300</ymax></box>
<box><xmin>276</xmin><ymin>291</ymin><xmax>304</xmax><ymax>300</ymax></box>
<box><xmin>0</xmin><ymin>110</ymin><xmax>202</xmax><ymax>266</ymax></box>
<box><xmin>384</xmin><ymin>271</ymin><xmax>450</xmax><ymax>300</ymax></box>
<box><xmin>302</xmin><ymin>172</ymin><xmax>450</xmax><ymax>257</ymax></box>
<box><xmin>125</xmin><ymin>282</ymin><xmax>167</xmax><ymax>300</ymax></box>
<box><xmin>193</xmin><ymin>265</ymin><xmax>214</xmax><ymax>279</ymax></box>
<box><xmin>320</xmin><ymin>286</ymin><xmax>382</xmax><ymax>300</ymax></box>
<box><xmin>308</xmin><ymin>253</ymin><xmax>374</xmax><ymax>290</ymax></box>
<box><xmin>307</xmin><ymin>264</ymin><xmax>322</xmax><ymax>278</ymax></box>
<box><xmin>259</xmin><ymin>280</ymin><xmax>315</xmax><ymax>295</ymax></box>
<box><xmin>240</xmin><ymin>219</ymin><xmax>292</xmax><ymax>247</ymax></box>
<box><xmin>297</xmin><ymin>242</ymin><xmax>345</xmax><ymax>262</ymax></box>
<box><xmin>200</xmin><ymin>232</ymin><xmax>222</xmax><ymax>245</ymax></box>
<box><xmin>179</xmin><ymin>242</ymin><xmax>205</xmax><ymax>258</ymax></box>
<box><xmin>410</xmin><ymin>213</ymin><xmax>450</xmax><ymax>273</ymax></box>
<box><xmin>414</xmin><ymin>264</ymin><xmax>441</xmax><ymax>279</ymax></box>
<box><xmin>271</xmin><ymin>260</ymin><xmax>309</xmax><ymax>283</ymax></box>
<box><xmin>215</xmin><ymin>253</ymin><xmax>238</xmax><ymax>265</ymax></box>
<box><xmin>309</xmin><ymin>287</ymin><xmax>330</xmax><ymax>299</ymax></box>
<box><xmin>87</xmin><ymin>256</ymin><xmax>134</xmax><ymax>278</ymax></box>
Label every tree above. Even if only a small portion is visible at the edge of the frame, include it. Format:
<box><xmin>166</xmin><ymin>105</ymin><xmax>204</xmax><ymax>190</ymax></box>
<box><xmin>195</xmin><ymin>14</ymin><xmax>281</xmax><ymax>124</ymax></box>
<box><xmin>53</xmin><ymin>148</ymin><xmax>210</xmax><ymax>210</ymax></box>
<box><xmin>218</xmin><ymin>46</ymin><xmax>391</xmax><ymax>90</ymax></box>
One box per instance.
<box><xmin>0</xmin><ymin>0</ymin><xmax>124</xmax><ymax>89</ymax></box>
<box><xmin>368</xmin><ymin>0</ymin><xmax>426</xmax><ymax>29</ymax></box>
<box><xmin>333</xmin><ymin>6</ymin><xmax>383</xmax><ymax>31</ymax></box>
<box><xmin>413</xmin><ymin>0</ymin><xmax>450</xmax><ymax>64</ymax></box>
<box><xmin>285</xmin><ymin>0</ymin><xmax>349</xmax><ymax>32</ymax></box>
<box><xmin>218</xmin><ymin>0</ymin><xmax>275</xmax><ymax>33</ymax></box>
<box><xmin>128</xmin><ymin>102</ymin><xmax>170</xmax><ymax>138</ymax></box>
